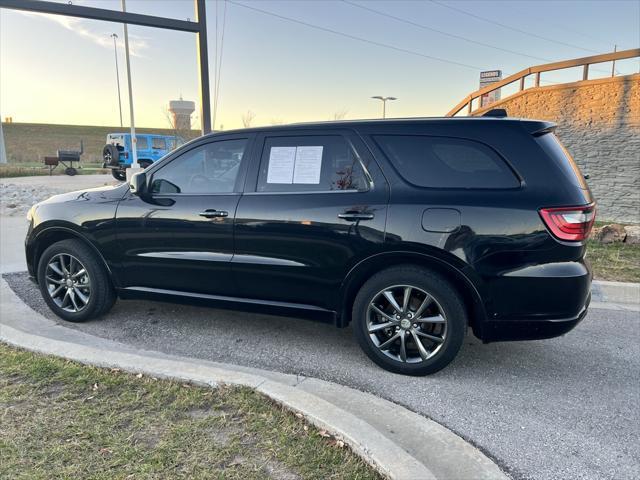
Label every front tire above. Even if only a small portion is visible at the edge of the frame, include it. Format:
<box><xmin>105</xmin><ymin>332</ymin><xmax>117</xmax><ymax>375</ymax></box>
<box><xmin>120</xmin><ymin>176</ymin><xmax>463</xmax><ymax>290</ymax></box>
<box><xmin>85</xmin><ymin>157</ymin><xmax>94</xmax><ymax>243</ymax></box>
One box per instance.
<box><xmin>352</xmin><ymin>266</ymin><xmax>466</xmax><ymax>376</ymax></box>
<box><xmin>111</xmin><ymin>169</ymin><xmax>127</xmax><ymax>181</ymax></box>
<box><xmin>37</xmin><ymin>239</ymin><xmax>115</xmax><ymax>322</ymax></box>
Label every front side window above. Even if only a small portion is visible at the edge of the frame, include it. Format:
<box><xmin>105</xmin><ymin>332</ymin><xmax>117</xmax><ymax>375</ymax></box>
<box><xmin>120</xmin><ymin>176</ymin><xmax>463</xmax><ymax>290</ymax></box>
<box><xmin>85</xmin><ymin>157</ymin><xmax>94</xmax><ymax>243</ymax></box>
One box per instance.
<box><xmin>149</xmin><ymin>139</ymin><xmax>248</xmax><ymax>194</ymax></box>
<box><xmin>374</xmin><ymin>135</ymin><xmax>519</xmax><ymax>189</ymax></box>
<box><xmin>257</xmin><ymin>135</ymin><xmax>369</xmax><ymax>193</ymax></box>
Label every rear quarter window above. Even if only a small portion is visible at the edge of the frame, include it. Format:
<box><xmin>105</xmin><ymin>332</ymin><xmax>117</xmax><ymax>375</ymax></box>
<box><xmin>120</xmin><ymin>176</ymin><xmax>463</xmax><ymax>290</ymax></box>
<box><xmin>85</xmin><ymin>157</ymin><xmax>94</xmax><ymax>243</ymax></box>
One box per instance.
<box><xmin>535</xmin><ymin>133</ymin><xmax>588</xmax><ymax>190</ymax></box>
<box><xmin>373</xmin><ymin>135</ymin><xmax>520</xmax><ymax>189</ymax></box>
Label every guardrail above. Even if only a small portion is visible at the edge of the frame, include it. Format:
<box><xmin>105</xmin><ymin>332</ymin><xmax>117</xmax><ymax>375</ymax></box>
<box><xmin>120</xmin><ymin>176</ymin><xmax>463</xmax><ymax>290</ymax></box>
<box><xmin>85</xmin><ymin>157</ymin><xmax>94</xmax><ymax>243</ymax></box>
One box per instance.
<box><xmin>446</xmin><ymin>48</ymin><xmax>640</xmax><ymax>117</ymax></box>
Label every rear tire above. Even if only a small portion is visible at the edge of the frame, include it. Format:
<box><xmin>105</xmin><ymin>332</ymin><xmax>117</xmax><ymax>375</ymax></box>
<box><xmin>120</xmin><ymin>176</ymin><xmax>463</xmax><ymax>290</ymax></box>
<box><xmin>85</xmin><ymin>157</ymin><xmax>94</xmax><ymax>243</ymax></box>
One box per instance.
<box><xmin>352</xmin><ymin>266</ymin><xmax>466</xmax><ymax>376</ymax></box>
<box><xmin>37</xmin><ymin>239</ymin><xmax>116</xmax><ymax>323</ymax></box>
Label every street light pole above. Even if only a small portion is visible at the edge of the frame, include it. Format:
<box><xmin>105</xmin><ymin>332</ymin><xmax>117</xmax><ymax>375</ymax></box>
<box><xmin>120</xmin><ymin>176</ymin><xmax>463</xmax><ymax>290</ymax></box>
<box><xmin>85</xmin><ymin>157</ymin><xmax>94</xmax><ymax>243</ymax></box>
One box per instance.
<box><xmin>371</xmin><ymin>96</ymin><xmax>397</xmax><ymax>118</ymax></box>
<box><xmin>110</xmin><ymin>33</ymin><xmax>123</xmax><ymax>127</ymax></box>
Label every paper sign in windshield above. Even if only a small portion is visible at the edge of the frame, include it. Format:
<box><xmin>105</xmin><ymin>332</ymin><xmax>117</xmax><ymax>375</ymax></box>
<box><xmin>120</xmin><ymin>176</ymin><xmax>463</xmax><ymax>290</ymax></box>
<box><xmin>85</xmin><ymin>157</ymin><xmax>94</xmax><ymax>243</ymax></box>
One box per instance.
<box><xmin>267</xmin><ymin>146</ymin><xmax>323</xmax><ymax>184</ymax></box>
<box><xmin>266</xmin><ymin>146</ymin><xmax>296</xmax><ymax>184</ymax></box>
<box><xmin>293</xmin><ymin>146</ymin><xmax>323</xmax><ymax>184</ymax></box>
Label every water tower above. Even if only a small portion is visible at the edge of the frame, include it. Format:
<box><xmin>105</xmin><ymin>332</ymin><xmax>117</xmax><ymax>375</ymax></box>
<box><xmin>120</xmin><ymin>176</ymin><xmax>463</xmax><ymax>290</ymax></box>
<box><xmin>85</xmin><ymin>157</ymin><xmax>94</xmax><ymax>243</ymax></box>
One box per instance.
<box><xmin>168</xmin><ymin>98</ymin><xmax>195</xmax><ymax>131</ymax></box>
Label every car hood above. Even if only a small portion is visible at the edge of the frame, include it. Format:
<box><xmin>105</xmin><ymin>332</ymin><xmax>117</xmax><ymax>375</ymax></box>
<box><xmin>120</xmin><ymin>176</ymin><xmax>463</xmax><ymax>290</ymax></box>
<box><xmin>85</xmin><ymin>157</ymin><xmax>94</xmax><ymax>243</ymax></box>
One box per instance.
<box><xmin>39</xmin><ymin>183</ymin><xmax>129</xmax><ymax>206</ymax></box>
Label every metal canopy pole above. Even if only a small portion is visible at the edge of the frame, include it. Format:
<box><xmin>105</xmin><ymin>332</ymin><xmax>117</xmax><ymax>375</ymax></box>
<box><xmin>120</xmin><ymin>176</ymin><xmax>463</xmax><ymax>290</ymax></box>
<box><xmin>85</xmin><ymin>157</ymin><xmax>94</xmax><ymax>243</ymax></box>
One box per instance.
<box><xmin>111</xmin><ymin>34</ymin><xmax>124</xmax><ymax>127</ymax></box>
<box><xmin>0</xmin><ymin>0</ymin><xmax>212</xmax><ymax>136</ymax></box>
<box><xmin>195</xmin><ymin>0</ymin><xmax>212</xmax><ymax>134</ymax></box>
<box><xmin>121</xmin><ymin>0</ymin><xmax>138</xmax><ymax>173</ymax></box>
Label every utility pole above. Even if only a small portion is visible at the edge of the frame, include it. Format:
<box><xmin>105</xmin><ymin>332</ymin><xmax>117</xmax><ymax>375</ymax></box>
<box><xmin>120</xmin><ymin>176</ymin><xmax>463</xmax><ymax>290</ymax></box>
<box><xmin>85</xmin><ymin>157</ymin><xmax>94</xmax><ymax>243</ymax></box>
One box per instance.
<box><xmin>110</xmin><ymin>33</ymin><xmax>123</xmax><ymax>127</ymax></box>
<box><xmin>121</xmin><ymin>0</ymin><xmax>139</xmax><ymax>176</ymax></box>
<box><xmin>371</xmin><ymin>96</ymin><xmax>397</xmax><ymax>118</ymax></box>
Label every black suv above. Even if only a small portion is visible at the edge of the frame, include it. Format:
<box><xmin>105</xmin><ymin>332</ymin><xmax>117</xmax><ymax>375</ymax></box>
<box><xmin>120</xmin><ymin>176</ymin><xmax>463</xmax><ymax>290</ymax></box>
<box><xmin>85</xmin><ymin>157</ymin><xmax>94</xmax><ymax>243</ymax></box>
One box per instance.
<box><xmin>25</xmin><ymin>117</ymin><xmax>595</xmax><ymax>375</ymax></box>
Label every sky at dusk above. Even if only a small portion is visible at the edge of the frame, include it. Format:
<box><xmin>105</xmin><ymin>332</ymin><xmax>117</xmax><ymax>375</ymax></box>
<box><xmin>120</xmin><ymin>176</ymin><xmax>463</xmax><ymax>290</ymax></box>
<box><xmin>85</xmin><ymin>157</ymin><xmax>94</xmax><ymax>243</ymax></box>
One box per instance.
<box><xmin>1</xmin><ymin>0</ymin><xmax>638</xmax><ymax>130</ymax></box>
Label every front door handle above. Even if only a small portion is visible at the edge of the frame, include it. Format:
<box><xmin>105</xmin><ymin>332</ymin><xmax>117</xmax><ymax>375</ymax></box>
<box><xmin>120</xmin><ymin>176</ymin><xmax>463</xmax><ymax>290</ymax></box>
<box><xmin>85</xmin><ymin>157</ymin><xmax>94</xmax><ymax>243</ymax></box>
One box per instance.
<box><xmin>338</xmin><ymin>211</ymin><xmax>374</xmax><ymax>221</ymax></box>
<box><xmin>199</xmin><ymin>209</ymin><xmax>228</xmax><ymax>218</ymax></box>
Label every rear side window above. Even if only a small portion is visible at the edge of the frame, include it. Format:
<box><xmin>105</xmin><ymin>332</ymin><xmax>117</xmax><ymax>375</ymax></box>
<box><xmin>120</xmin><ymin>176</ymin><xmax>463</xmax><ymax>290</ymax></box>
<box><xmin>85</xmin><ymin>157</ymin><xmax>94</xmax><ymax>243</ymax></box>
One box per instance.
<box><xmin>535</xmin><ymin>133</ymin><xmax>588</xmax><ymax>190</ymax></box>
<box><xmin>374</xmin><ymin>135</ymin><xmax>519</xmax><ymax>189</ymax></box>
<box><xmin>257</xmin><ymin>135</ymin><xmax>369</xmax><ymax>193</ymax></box>
<box><xmin>152</xmin><ymin>137</ymin><xmax>166</xmax><ymax>150</ymax></box>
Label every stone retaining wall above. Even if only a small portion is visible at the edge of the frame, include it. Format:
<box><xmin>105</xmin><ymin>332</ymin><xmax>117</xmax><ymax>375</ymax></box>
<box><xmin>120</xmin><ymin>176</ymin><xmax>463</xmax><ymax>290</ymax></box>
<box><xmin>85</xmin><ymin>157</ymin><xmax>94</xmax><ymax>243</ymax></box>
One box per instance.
<box><xmin>472</xmin><ymin>74</ymin><xmax>640</xmax><ymax>223</ymax></box>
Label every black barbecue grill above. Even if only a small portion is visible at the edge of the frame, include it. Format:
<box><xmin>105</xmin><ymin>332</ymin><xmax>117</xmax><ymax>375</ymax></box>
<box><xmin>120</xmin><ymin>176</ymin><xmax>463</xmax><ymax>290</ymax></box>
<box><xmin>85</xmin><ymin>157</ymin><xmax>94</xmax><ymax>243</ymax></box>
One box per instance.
<box><xmin>44</xmin><ymin>140</ymin><xmax>84</xmax><ymax>176</ymax></box>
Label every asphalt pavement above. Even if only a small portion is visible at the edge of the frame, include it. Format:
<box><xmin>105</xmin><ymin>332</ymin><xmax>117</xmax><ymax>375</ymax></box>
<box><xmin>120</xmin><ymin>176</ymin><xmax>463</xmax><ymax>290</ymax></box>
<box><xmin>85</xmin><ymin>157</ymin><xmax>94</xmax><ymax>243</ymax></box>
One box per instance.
<box><xmin>5</xmin><ymin>272</ymin><xmax>639</xmax><ymax>480</ymax></box>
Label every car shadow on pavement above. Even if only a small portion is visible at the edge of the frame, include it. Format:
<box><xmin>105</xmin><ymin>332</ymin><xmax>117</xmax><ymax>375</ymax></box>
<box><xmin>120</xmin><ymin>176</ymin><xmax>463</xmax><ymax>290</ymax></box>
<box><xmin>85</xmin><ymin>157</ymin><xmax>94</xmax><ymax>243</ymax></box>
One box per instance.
<box><xmin>4</xmin><ymin>271</ymin><xmax>609</xmax><ymax>385</ymax></box>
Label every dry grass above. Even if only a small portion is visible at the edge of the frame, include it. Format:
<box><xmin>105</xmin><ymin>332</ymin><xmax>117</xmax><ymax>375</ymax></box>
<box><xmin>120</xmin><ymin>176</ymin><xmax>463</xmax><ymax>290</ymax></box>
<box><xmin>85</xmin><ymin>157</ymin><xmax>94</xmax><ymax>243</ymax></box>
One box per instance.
<box><xmin>587</xmin><ymin>240</ymin><xmax>640</xmax><ymax>282</ymax></box>
<box><xmin>0</xmin><ymin>344</ymin><xmax>380</xmax><ymax>480</ymax></box>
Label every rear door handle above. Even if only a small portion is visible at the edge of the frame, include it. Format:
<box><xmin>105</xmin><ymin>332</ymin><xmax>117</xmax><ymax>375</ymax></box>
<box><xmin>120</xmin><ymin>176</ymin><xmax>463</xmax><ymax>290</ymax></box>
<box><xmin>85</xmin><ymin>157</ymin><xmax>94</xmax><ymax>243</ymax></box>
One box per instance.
<box><xmin>199</xmin><ymin>209</ymin><xmax>228</xmax><ymax>218</ymax></box>
<box><xmin>338</xmin><ymin>211</ymin><xmax>374</xmax><ymax>221</ymax></box>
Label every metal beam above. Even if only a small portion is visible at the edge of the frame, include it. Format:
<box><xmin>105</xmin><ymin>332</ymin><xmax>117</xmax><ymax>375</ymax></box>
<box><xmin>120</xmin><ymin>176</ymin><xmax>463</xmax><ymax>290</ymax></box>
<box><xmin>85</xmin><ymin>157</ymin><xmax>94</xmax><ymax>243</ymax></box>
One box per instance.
<box><xmin>195</xmin><ymin>0</ymin><xmax>212</xmax><ymax>134</ymax></box>
<box><xmin>0</xmin><ymin>0</ymin><xmax>213</xmax><ymax>135</ymax></box>
<box><xmin>0</xmin><ymin>0</ymin><xmax>200</xmax><ymax>32</ymax></box>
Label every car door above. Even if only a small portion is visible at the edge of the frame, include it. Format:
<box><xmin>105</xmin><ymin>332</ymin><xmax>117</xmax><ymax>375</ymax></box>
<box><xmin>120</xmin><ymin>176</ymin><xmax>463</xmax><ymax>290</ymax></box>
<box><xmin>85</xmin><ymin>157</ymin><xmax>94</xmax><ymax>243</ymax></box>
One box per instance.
<box><xmin>115</xmin><ymin>134</ymin><xmax>254</xmax><ymax>296</ymax></box>
<box><xmin>233</xmin><ymin>129</ymin><xmax>389</xmax><ymax>311</ymax></box>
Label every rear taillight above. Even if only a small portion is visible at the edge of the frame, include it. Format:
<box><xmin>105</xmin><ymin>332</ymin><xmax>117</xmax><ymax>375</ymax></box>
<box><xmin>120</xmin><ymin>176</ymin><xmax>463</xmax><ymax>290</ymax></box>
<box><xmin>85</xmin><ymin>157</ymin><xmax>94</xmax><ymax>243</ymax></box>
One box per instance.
<box><xmin>539</xmin><ymin>204</ymin><xmax>596</xmax><ymax>242</ymax></box>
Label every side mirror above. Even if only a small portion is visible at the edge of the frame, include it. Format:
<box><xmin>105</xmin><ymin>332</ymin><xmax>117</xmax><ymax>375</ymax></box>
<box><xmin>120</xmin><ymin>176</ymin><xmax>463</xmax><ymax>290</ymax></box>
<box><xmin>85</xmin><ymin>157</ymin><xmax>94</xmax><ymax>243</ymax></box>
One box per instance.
<box><xmin>129</xmin><ymin>171</ymin><xmax>147</xmax><ymax>196</ymax></box>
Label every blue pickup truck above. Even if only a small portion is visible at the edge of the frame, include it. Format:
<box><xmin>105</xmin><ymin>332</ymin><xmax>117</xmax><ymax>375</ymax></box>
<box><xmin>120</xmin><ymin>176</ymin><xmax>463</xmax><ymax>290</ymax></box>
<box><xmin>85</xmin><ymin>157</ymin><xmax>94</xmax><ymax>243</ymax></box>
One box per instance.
<box><xmin>102</xmin><ymin>133</ymin><xmax>182</xmax><ymax>180</ymax></box>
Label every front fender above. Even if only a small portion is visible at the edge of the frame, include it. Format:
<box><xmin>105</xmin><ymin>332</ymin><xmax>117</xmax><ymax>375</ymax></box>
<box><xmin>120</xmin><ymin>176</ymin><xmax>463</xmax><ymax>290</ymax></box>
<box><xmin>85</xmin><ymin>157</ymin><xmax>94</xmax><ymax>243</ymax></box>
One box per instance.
<box><xmin>27</xmin><ymin>188</ymin><xmax>124</xmax><ymax>286</ymax></box>
<box><xmin>27</xmin><ymin>223</ymin><xmax>121</xmax><ymax>288</ymax></box>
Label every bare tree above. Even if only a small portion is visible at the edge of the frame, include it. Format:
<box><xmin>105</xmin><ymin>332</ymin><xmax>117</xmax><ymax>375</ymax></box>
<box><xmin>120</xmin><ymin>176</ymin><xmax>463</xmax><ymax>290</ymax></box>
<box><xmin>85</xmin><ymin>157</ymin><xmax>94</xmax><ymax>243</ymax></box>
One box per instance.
<box><xmin>241</xmin><ymin>110</ymin><xmax>256</xmax><ymax>128</ymax></box>
<box><xmin>332</xmin><ymin>108</ymin><xmax>348</xmax><ymax>121</ymax></box>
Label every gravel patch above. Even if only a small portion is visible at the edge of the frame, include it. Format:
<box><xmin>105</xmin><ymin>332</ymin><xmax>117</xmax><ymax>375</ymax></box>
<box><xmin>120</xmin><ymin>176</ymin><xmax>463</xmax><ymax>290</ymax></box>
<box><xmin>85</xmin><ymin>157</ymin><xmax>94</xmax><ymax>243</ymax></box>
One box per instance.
<box><xmin>0</xmin><ymin>175</ymin><xmax>118</xmax><ymax>217</ymax></box>
<box><xmin>0</xmin><ymin>183</ymin><xmax>66</xmax><ymax>217</ymax></box>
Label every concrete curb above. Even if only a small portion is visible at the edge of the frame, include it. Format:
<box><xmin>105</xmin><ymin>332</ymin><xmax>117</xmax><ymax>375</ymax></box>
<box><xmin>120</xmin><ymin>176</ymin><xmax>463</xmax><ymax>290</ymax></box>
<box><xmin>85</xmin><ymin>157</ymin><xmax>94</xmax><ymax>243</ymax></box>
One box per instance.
<box><xmin>591</xmin><ymin>280</ymin><xmax>640</xmax><ymax>307</ymax></box>
<box><xmin>0</xmin><ymin>277</ymin><xmax>507</xmax><ymax>480</ymax></box>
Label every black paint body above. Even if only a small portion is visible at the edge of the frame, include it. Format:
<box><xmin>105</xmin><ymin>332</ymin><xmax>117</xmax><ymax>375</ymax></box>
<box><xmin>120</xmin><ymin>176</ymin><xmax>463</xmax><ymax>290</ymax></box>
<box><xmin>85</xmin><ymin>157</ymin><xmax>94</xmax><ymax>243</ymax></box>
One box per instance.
<box><xmin>26</xmin><ymin>118</ymin><xmax>593</xmax><ymax>342</ymax></box>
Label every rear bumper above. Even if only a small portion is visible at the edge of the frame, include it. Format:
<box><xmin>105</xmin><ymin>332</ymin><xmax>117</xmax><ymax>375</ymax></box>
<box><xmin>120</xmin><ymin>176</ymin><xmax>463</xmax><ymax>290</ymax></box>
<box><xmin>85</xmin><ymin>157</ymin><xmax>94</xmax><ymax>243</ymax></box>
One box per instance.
<box><xmin>481</xmin><ymin>293</ymin><xmax>590</xmax><ymax>342</ymax></box>
<box><xmin>477</xmin><ymin>257</ymin><xmax>592</xmax><ymax>342</ymax></box>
